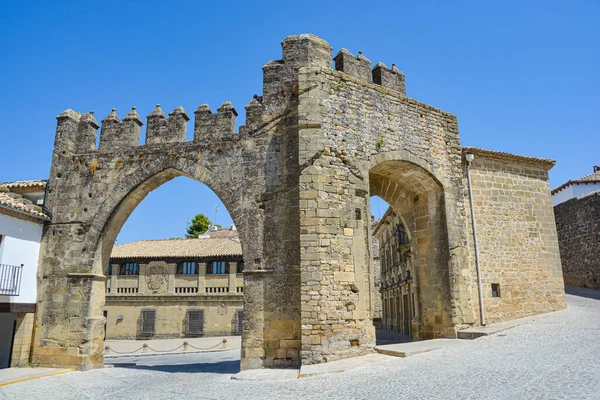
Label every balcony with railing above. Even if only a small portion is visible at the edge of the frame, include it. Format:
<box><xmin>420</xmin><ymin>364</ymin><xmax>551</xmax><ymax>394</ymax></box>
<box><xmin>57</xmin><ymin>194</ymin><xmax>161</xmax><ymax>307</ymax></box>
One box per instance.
<box><xmin>0</xmin><ymin>263</ymin><xmax>23</xmax><ymax>296</ymax></box>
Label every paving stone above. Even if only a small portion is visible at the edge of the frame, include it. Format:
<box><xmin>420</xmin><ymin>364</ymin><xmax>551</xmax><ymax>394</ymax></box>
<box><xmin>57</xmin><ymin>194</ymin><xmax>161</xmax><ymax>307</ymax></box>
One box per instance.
<box><xmin>1</xmin><ymin>293</ymin><xmax>598</xmax><ymax>399</ymax></box>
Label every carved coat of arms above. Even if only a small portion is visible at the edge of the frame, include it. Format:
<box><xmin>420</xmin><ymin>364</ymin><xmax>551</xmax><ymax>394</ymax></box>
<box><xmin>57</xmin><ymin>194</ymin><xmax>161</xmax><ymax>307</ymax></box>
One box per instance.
<box><xmin>145</xmin><ymin>265</ymin><xmax>168</xmax><ymax>292</ymax></box>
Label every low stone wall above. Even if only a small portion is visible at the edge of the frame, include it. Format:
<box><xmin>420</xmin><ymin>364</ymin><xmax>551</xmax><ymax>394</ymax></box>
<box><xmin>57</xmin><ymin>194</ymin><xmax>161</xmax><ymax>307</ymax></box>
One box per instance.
<box><xmin>554</xmin><ymin>191</ymin><xmax>600</xmax><ymax>290</ymax></box>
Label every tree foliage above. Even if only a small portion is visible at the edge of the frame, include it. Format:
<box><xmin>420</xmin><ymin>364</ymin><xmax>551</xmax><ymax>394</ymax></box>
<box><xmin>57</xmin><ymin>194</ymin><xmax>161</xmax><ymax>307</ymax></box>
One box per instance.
<box><xmin>186</xmin><ymin>213</ymin><xmax>211</xmax><ymax>238</ymax></box>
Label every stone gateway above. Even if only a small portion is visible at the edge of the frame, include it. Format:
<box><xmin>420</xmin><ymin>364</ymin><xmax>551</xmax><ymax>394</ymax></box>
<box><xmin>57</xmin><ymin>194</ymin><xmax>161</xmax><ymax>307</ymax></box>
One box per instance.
<box><xmin>32</xmin><ymin>34</ymin><xmax>566</xmax><ymax>370</ymax></box>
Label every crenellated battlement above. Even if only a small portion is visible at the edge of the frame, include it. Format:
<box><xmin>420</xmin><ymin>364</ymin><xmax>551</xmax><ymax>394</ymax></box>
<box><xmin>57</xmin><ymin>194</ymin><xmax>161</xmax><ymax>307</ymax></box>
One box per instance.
<box><xmin>193</xmin><ymin>102</ymin><xmax>238</xmax><ymax>142</ymax></box>
<box><xmin>52</xmin><ymin>34</ymin><xmax>410</xmax><ymax>158</ymax></box>
<box><xmin>54</xmin><ymin>101</ymin><xmax>238</xmax><ymax>155</ymax></box>
<box><xmin>333</xmin><ymin>49</ymin><xmax>373</xmax><ymax>83</ymax></box>
<box><xmin>261</xmin><ymin>34</ymin><xmax>333</xmax><ymax>111</ymax></box>
<box><xmin>145</xmin><ymin>104</ymin><xmax>190</xmax><ymax>145</ymax></box>
<box><xmin>98</xmin><ymin>108</ymin><xmax>141</xmax><ymax>152</ymax></box>
<box><xmin>259</xmin><ymin>34</ymin><xmax>407</xmax><ymax>111</ymax></box>
<box><xmin>372</xmin><ymin>62</ymin><xmax>406</xmax><ymax>96</ymax></box>
<box><xmin>334</xmin><ymin>49</ymin><xmax>406</xmax><ymax>97</ymax></box>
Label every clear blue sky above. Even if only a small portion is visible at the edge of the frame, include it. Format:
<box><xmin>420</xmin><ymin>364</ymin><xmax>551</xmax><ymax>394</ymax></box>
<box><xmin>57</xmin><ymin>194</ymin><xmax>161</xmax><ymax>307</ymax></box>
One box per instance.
<box><xmin>1</xmin><ymin>1</ymin><xmax>598</xmax><ymax>244</ymax></box>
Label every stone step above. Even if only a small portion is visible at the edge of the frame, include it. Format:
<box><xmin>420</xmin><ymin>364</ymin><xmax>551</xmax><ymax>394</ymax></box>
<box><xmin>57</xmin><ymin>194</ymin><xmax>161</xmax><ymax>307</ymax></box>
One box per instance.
<box><xmin>375</xmin><ymin>338</ymin><xmax>466</xmax><ymax>358</ymax></box>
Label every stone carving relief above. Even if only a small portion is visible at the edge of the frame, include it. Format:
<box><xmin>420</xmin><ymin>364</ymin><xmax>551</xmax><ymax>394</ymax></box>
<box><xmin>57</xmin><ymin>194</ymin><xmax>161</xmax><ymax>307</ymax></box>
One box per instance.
<box><xmin>145</xmin><ymin>265</ymin><xmax>168</xmax><ymax>293</ymax></box>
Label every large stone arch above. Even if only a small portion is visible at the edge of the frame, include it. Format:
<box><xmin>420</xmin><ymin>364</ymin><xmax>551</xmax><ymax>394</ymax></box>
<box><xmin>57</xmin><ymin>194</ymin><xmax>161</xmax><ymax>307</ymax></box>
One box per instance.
<box><xmin>90</xmin><ymin>166</ymin><xmax>242</xmax><ymax>275</ymax></box>
<box><xmin>368</xmin><ymin>158</ymin><xmax>453</xmax><ymax>339</ymax></box>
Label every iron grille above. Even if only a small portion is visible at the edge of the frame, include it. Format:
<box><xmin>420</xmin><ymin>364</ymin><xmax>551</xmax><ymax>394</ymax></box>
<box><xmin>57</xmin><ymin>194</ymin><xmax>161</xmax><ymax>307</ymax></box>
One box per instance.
<box><xmin>0</xmin><ymin>264</ymin><xmax>23</xmax><ymax>296</ymax></box>
<box><xmin>186</xmin><ymin>310</ymin><xmax>204</xmax><ymax>336</ymax></box>
<box><xmin>235</xmin><ymin>310</ymin><xmax>243</xmax><ymax>334</ymax></box>
<box><xmin>139</xmin><ymin>309</ymin><xmax>156</xmax><ymax>335</ymax></box>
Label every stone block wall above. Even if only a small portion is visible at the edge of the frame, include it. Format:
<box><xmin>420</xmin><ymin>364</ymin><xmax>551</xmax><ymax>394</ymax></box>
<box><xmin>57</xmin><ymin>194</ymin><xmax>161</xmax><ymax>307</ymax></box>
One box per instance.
<box><xmin>466</xmin><ymin>149</ymin><xmax>566</xmax><ymax>323</ymax></box>
<box><xmin>10</xmin><ymin>312</ymin><xmax>34</xmax><ymax>367</ymax></box>
<box><xmin>554</xmin><ymin>191</ymin><xmax>600</xmax><ymax>289</ymax></box>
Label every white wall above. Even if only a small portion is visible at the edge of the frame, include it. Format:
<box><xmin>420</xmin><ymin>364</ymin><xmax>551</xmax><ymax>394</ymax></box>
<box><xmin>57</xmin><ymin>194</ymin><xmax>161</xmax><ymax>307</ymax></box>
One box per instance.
<box><xmin>553</xmin><ymin>183</ymin><xmax>600</xmax><ymax>206</ymax></box>
<box><xmin>0</xmin><ymin>213</ymin><xmax>42</xmax><ymax>304</ymax></box>
<box><xmin>573</xmin><ymin>183</ymin><xmax>600</xmax><ymax>198</ymax></box>
<box><xmin>552</xmin><ymin>186</ymin><xmax>574</xmax><ymax>206</ymax></box>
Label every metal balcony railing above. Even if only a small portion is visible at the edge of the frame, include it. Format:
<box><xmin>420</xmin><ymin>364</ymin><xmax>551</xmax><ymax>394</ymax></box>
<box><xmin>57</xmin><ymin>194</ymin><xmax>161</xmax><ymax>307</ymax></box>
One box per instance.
<box><xmin>0</xmin><ymin>263</ymin><xmax>23</xmax><ymax>295</ymax></box>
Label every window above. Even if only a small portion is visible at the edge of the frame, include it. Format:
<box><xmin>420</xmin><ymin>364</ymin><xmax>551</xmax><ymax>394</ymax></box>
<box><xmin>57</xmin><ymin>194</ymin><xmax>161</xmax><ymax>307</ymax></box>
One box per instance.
<box><xmin>105</xmin><ymin>264</ymin><xmax>112</xmax><ymax>276</ymax></box>
<box><xmin>236</xmin><ymin>261</ymin><xmax>244</xmax><ymax>273</ymax></box>
<box><xmin>177</xmin><ymin>261</ymin><xmax>198</xmax><ymax>275</ymax></box>
<box><xmin>208</xmin><ymin>261</ymin><xmax>228</xmax><ymax>274</ymax></box>
<box><xmin>139</xmin><ymin>309</ymin><xmax>156</xmax><ymax>335</ymax></box>
<box><xmin>491</xmin><ymin>283</ymin><xmax>501</xmax><ymax>298</ymax></box>
<box><xmin>119</xmin><ymin>263</ymin><xmax>139</xmax><ymax>276</ymax></box>
<box><xmin>186</xmin><ymin>310</ymin><xmax>204</xmax><ymax>336</ymax></box>
<box><xmin>235</xmin><ymin>309</ymin><xmax>243</xmax><ymax>334</ymax></box>
<box><xmin>397</xmin><ymin>223</ymin><xmax>409</xmax><ymax>246</ymax></box>
<box><xmin>0</xmin><ymin>263</ymin><xmax>22</xmax><ymax>295</ymax></box>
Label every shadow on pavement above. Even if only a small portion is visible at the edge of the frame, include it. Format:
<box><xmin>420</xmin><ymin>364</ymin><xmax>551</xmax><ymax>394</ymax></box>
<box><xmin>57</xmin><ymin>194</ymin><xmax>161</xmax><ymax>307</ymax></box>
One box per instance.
<box><xmin>376</xmin><ymin>330</ymin><xmax>412</xmax><ymax>346</ymax></box>
<box><xmin>565</xmin><ymin>286</ymin><xmax>600</xmax><ymax>301</ymax></box>
<box><xmin>113</xmin><ymin>360</ymin><xmax>240</xmax><ymax>374</ymax></box>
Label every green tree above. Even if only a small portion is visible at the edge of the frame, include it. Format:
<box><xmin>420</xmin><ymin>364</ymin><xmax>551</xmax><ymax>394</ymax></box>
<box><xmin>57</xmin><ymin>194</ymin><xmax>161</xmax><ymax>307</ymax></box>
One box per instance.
<box><xmin>186</xmin><ymin>213</ymin><xmax>211</xmax><ymax>238</ymax></box>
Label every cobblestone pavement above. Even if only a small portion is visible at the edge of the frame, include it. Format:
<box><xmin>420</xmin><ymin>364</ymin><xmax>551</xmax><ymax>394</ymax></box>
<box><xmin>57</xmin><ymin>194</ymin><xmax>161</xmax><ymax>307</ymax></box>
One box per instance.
<box><xmin>1</xmin><ymin>293</ymin><xmax>599</xmax><ymax>399</ymax></box>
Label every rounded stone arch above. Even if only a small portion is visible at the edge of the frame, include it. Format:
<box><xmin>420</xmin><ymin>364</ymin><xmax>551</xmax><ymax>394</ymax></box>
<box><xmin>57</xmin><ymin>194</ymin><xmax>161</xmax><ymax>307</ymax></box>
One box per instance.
<box><xmin>364</xmin><ymin>149</ymin><xmax>450</xmax><ymax>191</ymax></box>
<box><xmin>366</xmin><ymin>151</ymin><xmax>455</xmax><ymax>340</ymax></box>
<box><xmin>87</xmin><ymin>163</ymin><xmax>245</xmax><ymax>277</ymax></box>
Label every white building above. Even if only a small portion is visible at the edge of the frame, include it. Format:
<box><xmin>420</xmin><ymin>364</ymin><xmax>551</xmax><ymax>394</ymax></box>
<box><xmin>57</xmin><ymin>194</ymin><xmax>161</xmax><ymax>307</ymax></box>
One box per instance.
<box><xmin>552</xmin><ymin>166</ymin><xmax>600</xmax><ymax>206</ymax></box>
<box><xmin>0</xmin><ymin>180</ymin><xmax>48</xmax><ymax>368</ymax></box>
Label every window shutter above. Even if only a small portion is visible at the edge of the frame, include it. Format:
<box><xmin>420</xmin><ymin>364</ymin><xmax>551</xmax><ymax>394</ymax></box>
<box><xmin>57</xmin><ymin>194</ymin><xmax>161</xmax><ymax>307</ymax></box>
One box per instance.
<box><xmin>235</xmin><ymin>310</ymin><xmax>243</xmax><ymax>334</ymax></box>
<box><xmin>140</xmin><ymin>310</ymin><xmax>156</xmax><ymax>335</ymax></box>
<box><xmin>186</xmin><ymin>310</ymin><xmax>204</xmax><ymax>335</ymax></box>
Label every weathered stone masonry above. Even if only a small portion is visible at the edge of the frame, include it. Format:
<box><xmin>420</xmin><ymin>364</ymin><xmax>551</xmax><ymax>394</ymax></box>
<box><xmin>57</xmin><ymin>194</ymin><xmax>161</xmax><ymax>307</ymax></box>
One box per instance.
<box><xmin>32</xmin><ymin>34</ymin><xmax>566</xmax><ymax>370</ymax></box>
<box><xmin>554</xmin><ymin>192</ymin><xmax>600</xmax><ymax>290</ymax></box>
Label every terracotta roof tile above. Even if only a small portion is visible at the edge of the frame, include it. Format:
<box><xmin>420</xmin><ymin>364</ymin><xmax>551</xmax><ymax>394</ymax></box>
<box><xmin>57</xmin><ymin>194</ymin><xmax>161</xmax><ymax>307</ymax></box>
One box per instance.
<box><xmin>462</xmin><ymin>147</ymin><xmax>555</xmax><ymax>169</ymax></box>
<box><xmin>111</xmin><ymin>237</ymin><xmax>242</xmax><ymax>260</ymax></box>
<box><xmin>0</xmin><ymin>190</ymin><xmax>50</xmax><ymax>221</ymax></box>
<box><xmin>0</xmin><ymin>180</ymin><xmax>47</xmax><ymax>191</ymax></box>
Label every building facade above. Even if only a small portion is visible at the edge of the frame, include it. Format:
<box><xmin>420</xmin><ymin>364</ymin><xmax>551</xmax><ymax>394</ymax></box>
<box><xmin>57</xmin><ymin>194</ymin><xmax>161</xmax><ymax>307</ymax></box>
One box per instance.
<box><xmin>373</xmin><ymin>208</ymin><xmax>416</xmax><ymax>338</ymax></box>
<box><xmin>0</xmin><ymin>180</ymin><xmax>49</xmax><ymax>368</ymax></box>
<box><xmin>105</xmin><ymin>235</ymin><xmax>244</xmax><ymax>339</ymax></box>
<box><xmin>553</xmin><ymin>165</ymin><xmax>600</xmax><ymax>289</ymax></box>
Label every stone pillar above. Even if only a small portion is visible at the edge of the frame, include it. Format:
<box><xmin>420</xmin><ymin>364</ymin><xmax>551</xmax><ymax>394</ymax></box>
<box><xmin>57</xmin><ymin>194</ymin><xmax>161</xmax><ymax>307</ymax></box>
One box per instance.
<box><xmin>198</xmin><ymin>263</ymin><xmax>207</xmax><ymax>294</ymax></box>
<box><xmin>138</xmin><ymin>263</ymin><xmax>147</xmax><ymax>294</ymax></box>
<box><xmin>228</xmin><ymin>262</ymin><xmax>237</xmax><ymax>293</ymax></box>
<box><xmin>110</xmin><ymin>264</ymin><xmax>118</xmax><ymax>294</ymax></box>
<box><xmin>167</xmin><ymin>263</ymin><xmax>176</xmax><ymax>294</ymax></box>
<box><xmin>10</xmin><ymin>313</ymin><xmax>35</xmax><ymax>367</ymax></box>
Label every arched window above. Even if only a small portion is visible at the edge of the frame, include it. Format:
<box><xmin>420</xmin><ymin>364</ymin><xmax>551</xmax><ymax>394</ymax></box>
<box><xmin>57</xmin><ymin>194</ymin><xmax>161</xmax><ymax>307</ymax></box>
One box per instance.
<box><xmin>119</xmin><ymin>262</ymin><xmax>139</xmax><ymax>276</ymax></box>
<box><xmin>208</xmin><ymin>260</ymin><xmax>228</xmax><ymax>274</ymax></box>
<box><xmin>177</xmin><ymin>261</ymin><xmax>198</xmax><ymax>275</ymax></box>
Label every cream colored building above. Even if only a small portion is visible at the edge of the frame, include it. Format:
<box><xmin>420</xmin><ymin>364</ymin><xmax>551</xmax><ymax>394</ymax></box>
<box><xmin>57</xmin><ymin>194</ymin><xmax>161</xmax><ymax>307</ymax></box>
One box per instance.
<box><xmin>105</xmin><ymin>235</ymin><xmax>244</xmax><ymax>339</ymax></box>
<box><xmin>373</xmin><ymin>208</ymin><xmax>416</xmax><ymax>339</ymax></box>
